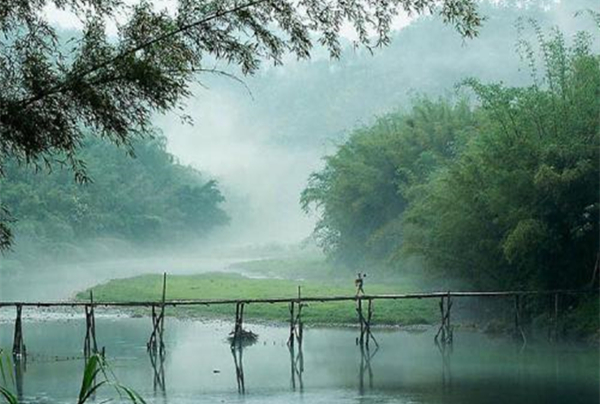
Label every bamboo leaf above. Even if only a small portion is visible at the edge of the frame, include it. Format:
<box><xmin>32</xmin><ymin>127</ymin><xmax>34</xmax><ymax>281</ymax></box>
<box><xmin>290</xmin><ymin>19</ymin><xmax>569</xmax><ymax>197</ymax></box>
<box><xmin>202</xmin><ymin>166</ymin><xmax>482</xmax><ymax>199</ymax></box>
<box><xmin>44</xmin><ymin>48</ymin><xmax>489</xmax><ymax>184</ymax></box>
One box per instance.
<box><xmin>0</xmin><ymin>386</ymin><xmax>18</xmax><ymax>404</ymax></box>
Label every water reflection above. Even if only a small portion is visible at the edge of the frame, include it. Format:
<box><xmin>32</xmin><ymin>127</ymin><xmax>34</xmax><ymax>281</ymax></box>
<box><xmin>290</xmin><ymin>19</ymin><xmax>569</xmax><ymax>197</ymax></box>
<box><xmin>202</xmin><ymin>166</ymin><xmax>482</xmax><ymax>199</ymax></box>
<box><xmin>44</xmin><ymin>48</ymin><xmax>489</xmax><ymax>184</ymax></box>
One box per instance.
<box><xmin>358</xmin><ymin>344</ymin><xmax>377</xmax><ymax>394</ymax></box>
<box><xmin>0</xmin><ymin>317</ymin><xmax>597</xmax><ymax>404</ymax></box>
<box><xmin>231</xmin><ymin>345</ymin><xmax>245</xmax><ymax>394</ymax></box>
<box><xmin>148</xmin><ymin>349</ymin><xmax>166</xmax><ymax>396</ymax></box>
<box><xmin>13</xmin><ymin>355</ymin><xmax>25</xmax><ymax>402</ymax></box>
<box><xmin>289</xmin><ymin>343</ymin><xmax>304</xmax><ymax>392</ymax></box>
<box><xmin>436</xmin><ymin>340</ymin><xmax>452</xmax><ymax>391</ymax></box>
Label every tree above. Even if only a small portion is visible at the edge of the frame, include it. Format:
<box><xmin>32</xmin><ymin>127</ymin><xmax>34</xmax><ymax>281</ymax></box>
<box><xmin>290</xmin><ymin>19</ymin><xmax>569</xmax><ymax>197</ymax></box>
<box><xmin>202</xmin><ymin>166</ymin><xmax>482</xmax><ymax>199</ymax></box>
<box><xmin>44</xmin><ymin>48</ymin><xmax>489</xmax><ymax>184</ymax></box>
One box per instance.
<box><xmin>1</xmin><ymin>134</ymin><xmax>229</xmax><ymax>253</ymax></box>
<box><xmin>403</xmin><ymin>23</ymin><xmax>600</xmax><ymax>289</ymax></box>
<box><xmin>0</xmin><ymin>0</ymin><xmax>481</xmax><ymax>250</ymax></box>
<box><xmin>303</xmin><ymin>21</ymin><xmax>600</xmax><ymax>290</ymax></box>
<box><xmin>301</xmin><ymin>98</ymin><xmax>478</xmax><ymax>265</ymax></box>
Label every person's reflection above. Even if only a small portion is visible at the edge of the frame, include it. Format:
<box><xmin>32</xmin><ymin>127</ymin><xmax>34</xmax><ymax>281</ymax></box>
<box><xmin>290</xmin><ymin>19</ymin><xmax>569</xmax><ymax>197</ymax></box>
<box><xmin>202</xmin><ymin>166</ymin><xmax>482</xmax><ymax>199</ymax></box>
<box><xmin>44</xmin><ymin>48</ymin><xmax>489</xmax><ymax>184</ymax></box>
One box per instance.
<box><xmin>358</xmin><ymin>344</ymin><xmax>377</xmax><ymax>394</ymax></box>
<box><xmin>231</xmin><ymin>344</ymin><xmax>245</xmax><ymax>394</ymax></box>
<box><xmin>289</xmin><ymin>343</ymin><xmax>304</xmax><ymax>392</ymax></box>
<box><xmin>148</xmin><ymin>348</ymin><xmax>166</xmax><ymax>396</ymax></box>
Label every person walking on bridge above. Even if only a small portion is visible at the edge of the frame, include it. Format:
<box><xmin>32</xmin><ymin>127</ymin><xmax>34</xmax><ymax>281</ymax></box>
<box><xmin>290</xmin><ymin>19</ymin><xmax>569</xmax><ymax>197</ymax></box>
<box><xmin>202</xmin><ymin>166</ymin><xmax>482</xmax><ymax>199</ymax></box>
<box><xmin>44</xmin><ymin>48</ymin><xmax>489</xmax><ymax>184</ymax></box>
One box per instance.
<box><xmin>355</xmin><ymin>273</ymin><xmax>366</xmax><ymax>296</ymax></box>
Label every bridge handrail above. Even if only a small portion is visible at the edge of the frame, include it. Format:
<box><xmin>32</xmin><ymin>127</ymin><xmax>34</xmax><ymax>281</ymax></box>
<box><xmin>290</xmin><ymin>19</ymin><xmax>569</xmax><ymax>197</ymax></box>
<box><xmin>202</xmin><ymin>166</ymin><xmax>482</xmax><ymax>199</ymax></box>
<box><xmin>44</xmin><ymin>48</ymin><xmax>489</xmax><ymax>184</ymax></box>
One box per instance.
<box><xmin>0</xmin><ymin>288</ymin><xmax>596</xmax><ymax>308</ymax></box>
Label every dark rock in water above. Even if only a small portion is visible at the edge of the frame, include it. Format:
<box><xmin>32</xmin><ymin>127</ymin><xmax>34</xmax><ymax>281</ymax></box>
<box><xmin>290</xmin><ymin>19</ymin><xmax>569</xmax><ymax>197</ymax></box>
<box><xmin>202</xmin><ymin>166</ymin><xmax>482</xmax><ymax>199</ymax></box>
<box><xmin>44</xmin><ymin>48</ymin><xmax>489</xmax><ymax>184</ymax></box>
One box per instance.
<box><xmin>228</xmin><ymin>329</ymin><xmax>258</xmax><ymax>347</ymax></box>
<box><xmin>213</xmin><ymin>369</ymin><xmax>221</xmax><ymax>373</ymax></box>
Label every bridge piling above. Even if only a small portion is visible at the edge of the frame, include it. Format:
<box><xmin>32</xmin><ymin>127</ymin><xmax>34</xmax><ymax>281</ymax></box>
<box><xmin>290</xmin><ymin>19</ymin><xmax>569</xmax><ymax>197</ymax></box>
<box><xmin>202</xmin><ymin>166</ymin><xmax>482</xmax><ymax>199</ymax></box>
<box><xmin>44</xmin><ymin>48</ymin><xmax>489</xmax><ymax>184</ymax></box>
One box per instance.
<box><xmin>356</xmin><ymin>298</ymin><xmax>378</xmax><ymax>348</ymax></box>
<box><xmin>232</xmin><ymin>302</ymin><xmax>246</xmax><ymax>345</ymax></box>
<box><xmin>147</xmin><ymin>273</ymin><xmax>167</xmax><ymax>354</ymax></box>
<box><xmin>288</xmin><ymin>286</ymin><xmax>304</xmax><ymax>348</ymax></box>
<box><xmin>435</xmin><ymin>293</ymin><xmax>453</xmax><ymax>347</ymax></box>
<box><xmin>288</xmin><ymin>301</ymin><xmax>295</xmax><ymax>347</ymax></box>
<box><xmin>12</xmin><ymin>304</ymin><xmax>25</xmax><ymax>358</ymax></box>
<box><xmin>83</xmin><ymin>290</ymin><xmax>99</xmax><ymax>358</ymax></box>
<box><xmin>356</xmin><ymin>298</ymin><xmax>363</xmax><ymax>346</ymax></box>
<box><xmin>1</xmin><ymin>288</ymin><xmax>594</xmax><ymax>356</ymax></box>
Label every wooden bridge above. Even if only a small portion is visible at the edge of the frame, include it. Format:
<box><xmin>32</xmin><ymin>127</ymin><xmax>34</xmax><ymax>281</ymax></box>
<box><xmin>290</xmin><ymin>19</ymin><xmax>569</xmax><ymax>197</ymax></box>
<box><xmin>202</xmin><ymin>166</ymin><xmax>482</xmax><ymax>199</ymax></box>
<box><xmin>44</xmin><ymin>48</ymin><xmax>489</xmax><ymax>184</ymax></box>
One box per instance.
<box><xmin>1</xmin><ymin>273</ymin><xmax>596</xmax><ymax>359</ymax></box>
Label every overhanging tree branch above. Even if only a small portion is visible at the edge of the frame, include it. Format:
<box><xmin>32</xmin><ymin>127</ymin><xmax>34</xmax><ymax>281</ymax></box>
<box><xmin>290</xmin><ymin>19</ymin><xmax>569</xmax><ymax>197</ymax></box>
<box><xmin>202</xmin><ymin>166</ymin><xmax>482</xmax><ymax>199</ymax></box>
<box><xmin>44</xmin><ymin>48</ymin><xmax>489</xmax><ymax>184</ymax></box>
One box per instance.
<box><xmin>18</xmin><ymin>0</ymin><xmax>272</xmax><ymax>108</ymax></box>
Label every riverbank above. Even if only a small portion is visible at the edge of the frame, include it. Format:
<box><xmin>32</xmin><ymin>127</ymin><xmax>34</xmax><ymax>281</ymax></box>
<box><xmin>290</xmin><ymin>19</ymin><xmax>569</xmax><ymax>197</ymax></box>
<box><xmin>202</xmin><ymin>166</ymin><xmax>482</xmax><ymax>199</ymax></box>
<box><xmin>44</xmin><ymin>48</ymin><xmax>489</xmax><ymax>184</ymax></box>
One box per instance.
<box><xmin>73</xmin><ymin>256</ymin><xmax>598</xmax><ymax>341</ymax></box>
<box><xmin>75</xmin><ymin>271</ymin><xmax>438</xmax><ymax>325</ymax></box>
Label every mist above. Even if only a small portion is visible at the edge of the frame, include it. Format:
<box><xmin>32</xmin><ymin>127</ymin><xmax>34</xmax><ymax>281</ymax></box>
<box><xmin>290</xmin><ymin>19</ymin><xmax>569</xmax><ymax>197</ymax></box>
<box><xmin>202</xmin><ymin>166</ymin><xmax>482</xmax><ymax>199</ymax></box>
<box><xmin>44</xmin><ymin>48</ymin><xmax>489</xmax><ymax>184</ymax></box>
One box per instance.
<box><xmin>0</xmin><ymin>2</ymin><xmax>598</xmax><ymax>402</ymax></box>
<box><xmin>153</xmin><ymin>0</ymin><xmax>597</xmax><ymax>248</ymax></box>
<box><xmin>2</xmin><ymin>0</ymin><xmax>598</xmax><ymax>300</ymax></box>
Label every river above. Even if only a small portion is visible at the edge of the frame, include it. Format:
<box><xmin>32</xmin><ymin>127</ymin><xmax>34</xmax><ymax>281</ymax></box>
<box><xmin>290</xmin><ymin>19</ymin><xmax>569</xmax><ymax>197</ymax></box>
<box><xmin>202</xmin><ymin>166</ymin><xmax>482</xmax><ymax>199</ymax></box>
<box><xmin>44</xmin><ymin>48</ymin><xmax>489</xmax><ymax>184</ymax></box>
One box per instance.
<box><xmin>0</xmin><ymin>257</ymin><xmax>598</xmax><ymax>404</ymax></box>
<box><xmin>0</xmin><ymin>313</ymin><xmax>597</xmax><ymax>404</ymax></box>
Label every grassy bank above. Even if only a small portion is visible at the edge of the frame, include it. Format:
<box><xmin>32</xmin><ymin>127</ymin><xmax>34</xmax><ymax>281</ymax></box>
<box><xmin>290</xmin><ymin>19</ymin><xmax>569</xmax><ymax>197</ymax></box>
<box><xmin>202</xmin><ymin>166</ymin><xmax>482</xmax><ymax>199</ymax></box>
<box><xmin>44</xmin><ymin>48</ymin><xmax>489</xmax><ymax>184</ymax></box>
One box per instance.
<box><xmin>76</xmin><ymin>272</ymin><xmax>437</xmax><ymax>325</ymax></box>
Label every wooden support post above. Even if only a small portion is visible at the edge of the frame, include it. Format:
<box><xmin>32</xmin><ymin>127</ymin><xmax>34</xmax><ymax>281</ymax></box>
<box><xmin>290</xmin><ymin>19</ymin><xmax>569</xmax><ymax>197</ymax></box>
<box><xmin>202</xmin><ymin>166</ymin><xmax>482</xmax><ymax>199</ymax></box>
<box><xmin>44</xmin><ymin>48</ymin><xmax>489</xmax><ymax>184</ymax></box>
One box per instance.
<box><xmin>365</xmin><ymin>299</ymin><xmax>378</xmax><ymax>348</ymax></box>
<box><xmin>234</xmin><ymin>302</ymin><xmax>240</xmax><ymax>343</ymax></box>
<box><xmin>296</xmin><ymin>286</ymin><xmax>303</xmax><ymax>347</ymax></box>
<box><xmin>12</xmin><ymin>304</ymin><xmax>25</xmax><ymax>358</ymax></box>
<box><xmin>84</xmin><ymin>291</ymin><xmax>99</xmax><ymax>358</ymax></box>
<box><xmin>356</xmin><ymin>297</ymin><xmax>378</xmax><ymax>348</ymax></box>
<box><xmin>288</xmin><ymin>297</ymin><xmax>305</xmax><ymax>347</ymax></box>
<box><xmin>446</xmin><ymin>293</ymin><xmax>453</xmax><ymax>345</ymax></box>
<box><xmin>435</xmin><ymin>297</ymin><xmax>445</xmax><ymax>344</ymax></box>
<box><xmin>159</xmin><ymin>272</ymin><xmax>166</xmax><ymax>355</ymax></box>
<box><xmin>232</xmin><ymin>302</ymin><xmax>245</xmax><ymax>346</ymax></box>
<box><xmin>147</xmin><ymin>304</ymin><xmax>158</xmax><ymax>351</ymax></box>
<box><xmin>434</xmin><ymin>294</ymin><xmax>453</xmax><ymax>347</ymax></box>
<box><xmin>84</xmin><ymin>305</ymin><xmax>91</xmax><ymax>357</ymax></box>
<box><xmin>147</xmin><ymin>273</ymin><xmax>167</xmax><ymax>354</ymax></box>
<box><xmin>288</xmin><ymin>301</ymin><xmax>295</xmax><ymax>348</ymax></box>
<box><xmin>364</xmin><ymin>300</ymin><xmax>370</xmax><ymax>348</ymax></box>
<box><xmin>240</xmin><ymin>303</ymin><xmax>245</xmax><ymax>336</ymax></box>
<box><xmin>356</xmin><ymin>297</ymin><xmax>364</xmax><ymax>346</ymax></box>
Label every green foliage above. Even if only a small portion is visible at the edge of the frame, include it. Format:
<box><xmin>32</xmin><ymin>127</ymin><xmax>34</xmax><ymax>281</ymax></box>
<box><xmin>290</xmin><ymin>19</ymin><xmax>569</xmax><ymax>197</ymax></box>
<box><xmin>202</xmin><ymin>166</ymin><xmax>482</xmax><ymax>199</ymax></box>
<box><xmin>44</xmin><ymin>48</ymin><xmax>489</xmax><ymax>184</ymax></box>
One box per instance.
<box><xmin>0</xmin><ymin>350</ymin><xmax>16</xmax><ymax>404</ymax></box>
<box><xmin>301</xmin><ymin>98</ymin><xmax>479</xmax><ymax>266</ymax></box>
<box><xmin>304</xmin><ymin>23</ymin><xmax>599</xmax><ymax>290</ymax></box>
<box><xmin>77</xmin><ymin>354</ymin><xmax>146</xmax><ymax>404</ymax></box>
<box><xmin>0</xmin><ymin>351</ymin><xmax>146</xmax><ymax>404</ymax></box>
<box><xmin>0</xmin><ymin>0</ymin><xmax>482</xmax><ymax>250</ymax></box>
<box><xmin>0</xmin><ymin>134</ymin><xmax>228</xmax><ymax>250</ymax></box>
<box><xmin>405</xmin><ymin>25</ymin><xmax>599</xmax><ymax>289</ymax></box>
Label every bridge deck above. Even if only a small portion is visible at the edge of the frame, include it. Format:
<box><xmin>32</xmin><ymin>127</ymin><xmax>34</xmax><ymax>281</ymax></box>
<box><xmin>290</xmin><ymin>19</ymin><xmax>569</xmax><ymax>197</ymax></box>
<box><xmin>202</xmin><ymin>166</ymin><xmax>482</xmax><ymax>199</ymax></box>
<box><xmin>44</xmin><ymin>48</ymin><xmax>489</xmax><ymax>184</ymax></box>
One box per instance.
<box><xmin>0</xmin><ymin>289</ymin><xmax>595</xmax><ymax>308</ymax></box>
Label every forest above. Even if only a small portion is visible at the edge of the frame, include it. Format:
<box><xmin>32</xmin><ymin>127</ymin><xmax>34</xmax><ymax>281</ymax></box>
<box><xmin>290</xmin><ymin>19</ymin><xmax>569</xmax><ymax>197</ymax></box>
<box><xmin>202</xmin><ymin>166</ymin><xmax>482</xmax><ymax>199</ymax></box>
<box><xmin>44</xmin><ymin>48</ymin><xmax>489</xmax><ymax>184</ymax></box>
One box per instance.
<box><xmin>302</xmin><ymin>22</ymin><xmax>600</xmax><ymax>291</ymax></box>
<box><xmin>1</xmin><ymin>135</ymin><xmax>229</xmax><ymax>256</ymax></box>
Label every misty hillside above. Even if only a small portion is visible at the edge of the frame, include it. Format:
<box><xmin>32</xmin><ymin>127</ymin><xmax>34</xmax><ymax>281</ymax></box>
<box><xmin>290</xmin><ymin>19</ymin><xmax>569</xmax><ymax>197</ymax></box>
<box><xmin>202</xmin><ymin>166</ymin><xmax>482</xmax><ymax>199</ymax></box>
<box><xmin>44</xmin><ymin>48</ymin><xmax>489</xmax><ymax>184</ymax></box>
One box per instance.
<box><xmin>1</xmin><ymin>135</ymin><xmax>228</xmax><ymax>262</ymax></box>
<box><xmin>158</xmin><ymin>0</ymin><xmax>598</xmax><ymax>244</ymax></box>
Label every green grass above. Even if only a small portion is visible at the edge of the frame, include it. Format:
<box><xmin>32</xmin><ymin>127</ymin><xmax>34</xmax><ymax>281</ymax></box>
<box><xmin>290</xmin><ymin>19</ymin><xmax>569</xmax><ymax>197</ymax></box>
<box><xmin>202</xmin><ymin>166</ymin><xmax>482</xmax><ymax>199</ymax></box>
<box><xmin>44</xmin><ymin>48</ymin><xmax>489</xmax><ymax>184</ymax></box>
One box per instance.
<box><xmin>77</xmin><ymin>272</ymin><xmax>437</xmax><ymax>326</ymax></box>
<box><xmin>229</xmin><ymin>258</ymin><xmax>338</xmax><ymax>280</ymax></box>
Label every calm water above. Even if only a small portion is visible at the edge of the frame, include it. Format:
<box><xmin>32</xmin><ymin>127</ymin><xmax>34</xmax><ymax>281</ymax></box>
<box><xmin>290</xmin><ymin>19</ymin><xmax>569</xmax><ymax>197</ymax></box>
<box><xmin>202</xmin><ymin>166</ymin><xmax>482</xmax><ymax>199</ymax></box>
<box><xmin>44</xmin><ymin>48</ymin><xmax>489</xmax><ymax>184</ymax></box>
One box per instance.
<box><xmin>0</xmin><ymin>312</ymin><xmax>597</xmax><ymax>404</ymax></box>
